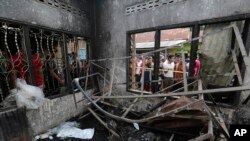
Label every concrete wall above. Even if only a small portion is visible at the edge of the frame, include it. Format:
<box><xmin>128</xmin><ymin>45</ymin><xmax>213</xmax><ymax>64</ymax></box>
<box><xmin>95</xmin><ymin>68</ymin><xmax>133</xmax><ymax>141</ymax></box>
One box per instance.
<box><xmin>26</xmin><ymin>91</ymin><xmax>92</xmax><ymax>135</ymax></box>
<box><xmin>93</xmin><ymin>0</ymin><xmax>250</xmax><ymax>88</ymax></box>
<box><xmin>0</xmin><ymin>0</ymin><xmax>92</xmax><ymax>36</ymax></box>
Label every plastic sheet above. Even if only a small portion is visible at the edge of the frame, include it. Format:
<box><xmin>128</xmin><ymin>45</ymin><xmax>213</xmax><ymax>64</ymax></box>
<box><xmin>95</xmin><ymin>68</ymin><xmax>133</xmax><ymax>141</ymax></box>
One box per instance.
<box><xmin>36</xmin><ymin>122</ymin><xmax>94</xmax><ymax>140</ymax></box>
<box><xmin>15</xmin><ymin>78</ymin><xmax>48</xmax><ymax>109</ymax></box>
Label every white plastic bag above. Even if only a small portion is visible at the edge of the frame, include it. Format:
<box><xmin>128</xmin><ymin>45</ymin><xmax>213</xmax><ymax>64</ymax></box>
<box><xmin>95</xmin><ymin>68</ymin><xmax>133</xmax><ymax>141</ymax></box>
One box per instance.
<box><xmin>46</xmin><ymin>122</ymin><xmax>94</xmax><ymax>140</ymax></box>
<box><xmin>57</xmin><ymin>127</ymin><xmax>94</xmax><ymax>139</ymax></box>
<box><xmin>15</xmin><ymin>78</ymin><xmax>48</xmax><ymax>109</ymax></box>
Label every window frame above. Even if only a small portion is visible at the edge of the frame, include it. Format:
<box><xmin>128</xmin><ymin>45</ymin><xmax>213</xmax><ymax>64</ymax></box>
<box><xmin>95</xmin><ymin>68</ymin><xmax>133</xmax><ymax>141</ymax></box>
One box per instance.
<box><xmin>126</xmin><ymin>13</ymin><xmax>250</xmax><ymax>106</ymax></box>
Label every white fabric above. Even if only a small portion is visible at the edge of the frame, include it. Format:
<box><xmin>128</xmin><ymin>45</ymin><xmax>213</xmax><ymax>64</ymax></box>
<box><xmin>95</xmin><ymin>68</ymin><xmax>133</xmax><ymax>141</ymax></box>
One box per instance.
<box><xmin>15</xmin><ymin>78</ymin><xmax>48</xmax><ymax>109</ymax></box>
<box><xmin>163</xmin><ymin>61</ymin><xmax>175</xmax><ymax>78</ymax></box>
<box><xmin>135</xmin><ymin>60</ymin><xmax>142</xmax><ymax>75</ymax></box>
<box><xmin>47</xmin><ymin>122</ymin><xmax>94</xmax><ymax>140</ymax></box>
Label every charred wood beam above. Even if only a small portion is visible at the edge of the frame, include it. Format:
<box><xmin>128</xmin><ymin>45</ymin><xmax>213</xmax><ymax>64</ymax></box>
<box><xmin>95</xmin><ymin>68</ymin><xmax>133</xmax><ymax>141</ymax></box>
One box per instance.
<box><xmin>126</xmin><ymin>33</ymin><xmax>131</xmax><ymax>91</ymax></box>
<box><xmin>233</xmin><ymin>24</ymin><xmax>250</xmax><ymax>71</ymax></box>
<box><xmin>181</xmin><ymin>46</ymin><xmax>188</xmax><ymax>91</ymax></box>
<box><xmin>131</xmin><ymin>34</ymin><xmax>136</xmax><ymax>89</ymax></box>
<box><xmin>232</xmin><ymin>23</ymin><xmax>250</xmax><ymax>105</ymax></box>
<box><xmin>240</xmin><ymin>19</ymin><xmax>250</xmax><ymax>77</ymax></box>
<box><xmin>231</xmin><ymin>49</ymin><xmax>243</xmax><ymax>85</ymax></box>
<box><xmin>152</xmin><ymin>30</ymin><xmax>161</xmax><ymax>93</ymax></box>
<box><xmin>189</xmin><ymin>24</ymin><xmax>200</xmax><ymax>77</ymax></box>
<box><xmin>241</xmin><ymin>20</ymin><xmax>250</xmax><ymax>105</ymax></box>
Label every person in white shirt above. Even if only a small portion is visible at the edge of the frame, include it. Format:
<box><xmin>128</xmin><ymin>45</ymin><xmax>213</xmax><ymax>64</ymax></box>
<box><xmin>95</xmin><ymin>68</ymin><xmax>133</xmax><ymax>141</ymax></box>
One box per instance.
<box><xmin>162</xmin><ymin>55</ymin><xmax>175</xmax><ymax>91</ymax></box>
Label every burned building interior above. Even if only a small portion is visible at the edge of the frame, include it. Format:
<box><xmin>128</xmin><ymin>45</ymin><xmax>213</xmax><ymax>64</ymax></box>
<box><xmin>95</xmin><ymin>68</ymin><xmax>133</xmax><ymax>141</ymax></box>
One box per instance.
<box><xmin>1</xmin><ymin>0</ymin><xmax>250</xmax><ymax>141</ymax></box>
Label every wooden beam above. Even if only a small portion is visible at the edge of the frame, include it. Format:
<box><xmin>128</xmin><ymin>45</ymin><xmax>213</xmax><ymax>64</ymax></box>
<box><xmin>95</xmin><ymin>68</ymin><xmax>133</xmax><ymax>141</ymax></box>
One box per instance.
<box><xmin>189</xmin><ymin>24</ymin><xmax>200</xmax><ymax>77</ymax></box>
<box><xmin>131</xmin><ymin>34</ymin><xmax>136</xmax><ymax>89</ymax></box>
<box><xmin>233</xmin><ymin>24</ymin><xmax>250</xmax><ymax>72</ymax></box>
<box><xmin>152</xmin><ymin>30</ymin><xmax>161</xmax><ymax>92</ymax></box>
<box><xmin>181</xmin><ymin>46</ymin><xmax>188</xmax><ymax>92</ymax></box>
<box><xmin>231</xmin><ymin>49</ymin><xmax>243</xmax><ymax>85</ymax></box>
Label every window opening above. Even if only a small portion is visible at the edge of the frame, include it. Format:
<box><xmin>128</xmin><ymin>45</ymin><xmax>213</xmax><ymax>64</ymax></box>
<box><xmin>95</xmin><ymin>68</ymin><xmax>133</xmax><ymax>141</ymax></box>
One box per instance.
<box><xmin>0</xmin><ymin>23</ymin><xmax>29</xmax><ymax>109</ymax></box>
<box><xmin>129</xmin><ymin>31</ymin><xmax>155</xmax><ymax>93</ymax></box>
<box><xmin>127</xmin><ymin>19</ymin><xmax>249</xmax><ymax>106</ymax></box>
<box><xmin>66</xmin><ymin>36</ymin><xmax>91</xmax><ymax>92</ymax></box>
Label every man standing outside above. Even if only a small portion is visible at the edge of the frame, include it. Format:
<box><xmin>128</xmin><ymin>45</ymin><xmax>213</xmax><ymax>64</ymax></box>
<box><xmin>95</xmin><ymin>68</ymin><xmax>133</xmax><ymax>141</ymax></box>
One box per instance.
<box><xmin>162</xmin><ymin>55</ymin><xmax>175</xmax><ymax>92</ymax></box>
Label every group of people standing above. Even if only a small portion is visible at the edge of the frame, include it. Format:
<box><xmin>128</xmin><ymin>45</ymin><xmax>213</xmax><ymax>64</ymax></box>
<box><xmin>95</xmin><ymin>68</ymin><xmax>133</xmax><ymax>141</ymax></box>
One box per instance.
<box><xmin>8</xmin><ymin>48</ymin><xmax>65</xmax><ymax>96</ymax></box>
<box><xmin>132</xmin><ymin>54</ymin><xmax>200</xmax><ymax>92</ymax></box>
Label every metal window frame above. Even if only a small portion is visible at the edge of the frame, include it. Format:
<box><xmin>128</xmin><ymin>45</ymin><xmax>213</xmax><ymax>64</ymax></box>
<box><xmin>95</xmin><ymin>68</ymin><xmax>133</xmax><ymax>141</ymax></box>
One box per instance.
<box><xmin>0</xmin><ymin>18</ymin><xmax>91</xmax><ymax>100</ymax></box>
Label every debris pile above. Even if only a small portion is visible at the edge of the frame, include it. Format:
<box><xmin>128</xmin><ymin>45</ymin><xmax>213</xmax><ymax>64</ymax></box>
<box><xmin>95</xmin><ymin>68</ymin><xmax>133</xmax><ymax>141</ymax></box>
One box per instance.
<box><xmin>68</xmin><ymin>23</ymin><xmax>250</xmax><ymax>140</ymax></box>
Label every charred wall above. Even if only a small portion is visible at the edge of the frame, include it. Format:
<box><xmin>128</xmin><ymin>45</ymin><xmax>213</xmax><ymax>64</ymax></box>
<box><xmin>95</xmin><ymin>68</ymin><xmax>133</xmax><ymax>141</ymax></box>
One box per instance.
<box><xmin>0</xmin><ymin>109</ymin><xmax>30</xmax><ymax>141</ymax></box>
<box><xmin>93</xmin><ymin>0</ymin><xmax>250</xmax><ymax>89</ymax></box>
<box><xmin>0</xmin><ymin>0</ymin><xmax>92</xmax><ymax>36</ymax></box>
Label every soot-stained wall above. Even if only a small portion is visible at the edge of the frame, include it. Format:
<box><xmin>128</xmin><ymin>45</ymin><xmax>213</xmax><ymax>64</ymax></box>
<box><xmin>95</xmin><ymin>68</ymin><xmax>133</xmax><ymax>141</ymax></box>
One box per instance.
<box><xmin>0</xmin><ymin>0</ymin><xmax>92</xmax><ymax>36</ymax></box>
<box><xmin>93</xmin><ymin>0</ymin><xmax>250</xmax><ymax>86</ymax></box>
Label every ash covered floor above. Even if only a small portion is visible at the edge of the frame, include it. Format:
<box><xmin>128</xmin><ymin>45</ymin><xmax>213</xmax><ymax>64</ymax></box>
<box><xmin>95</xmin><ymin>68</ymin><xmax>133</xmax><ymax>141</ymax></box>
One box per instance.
<box><xmin>37</xmin><ymin>104</ymin><xmax>218</xmax><ymax>141</ymax></box>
